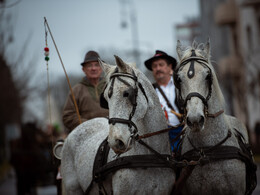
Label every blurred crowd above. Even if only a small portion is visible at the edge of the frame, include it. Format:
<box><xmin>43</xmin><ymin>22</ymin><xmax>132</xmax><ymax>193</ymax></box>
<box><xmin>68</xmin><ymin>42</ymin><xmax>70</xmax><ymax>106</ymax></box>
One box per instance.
<box><xmin>9</xmin><ymin>122</ymin><xmax>63</xmax><ymax>195</ymax></box>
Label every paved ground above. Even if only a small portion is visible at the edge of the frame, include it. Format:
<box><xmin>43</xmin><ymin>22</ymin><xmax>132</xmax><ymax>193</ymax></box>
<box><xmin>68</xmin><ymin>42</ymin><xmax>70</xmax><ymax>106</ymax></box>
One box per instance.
<box><xmin>254</xmin><ymin>163</ymin><xmax>260</xmax><ymax>195</ymax></box>
<box><xmin>0</xmin><ymin>168</ymin><xmax>57</xmax><ymax>195</ymax></box>
<box><xmin>1</xmin><ymin>164</ymin><xmax>260</xmax><ymax>195</ymax></box>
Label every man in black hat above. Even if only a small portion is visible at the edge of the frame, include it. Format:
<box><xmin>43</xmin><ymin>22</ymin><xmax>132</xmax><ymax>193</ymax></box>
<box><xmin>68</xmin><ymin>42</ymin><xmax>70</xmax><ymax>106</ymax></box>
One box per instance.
<box><xmin>62</xmin><ymin>51</ymin><xmax>109</xmax><ymax>133</ymax></box>
<box><xmin>144</xmin><ymin>50</ymin><xmax>183</xmax><ymax>154</ymax></box>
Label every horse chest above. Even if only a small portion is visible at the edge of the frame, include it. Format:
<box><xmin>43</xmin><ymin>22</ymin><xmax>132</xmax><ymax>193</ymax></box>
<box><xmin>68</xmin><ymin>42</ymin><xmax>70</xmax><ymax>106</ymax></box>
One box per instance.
<box><xmin>183</xmin><ymin>161</ymin><xmax>246</xmax><ymax>195</ymax></box>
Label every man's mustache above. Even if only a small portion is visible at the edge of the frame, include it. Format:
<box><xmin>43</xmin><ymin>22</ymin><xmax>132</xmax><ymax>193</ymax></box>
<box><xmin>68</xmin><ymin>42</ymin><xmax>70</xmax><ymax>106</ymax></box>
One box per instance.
<box><xmin>155</xmin><ymin>71</ymin><xmax>164</xmax><ymax>75</ymax></box>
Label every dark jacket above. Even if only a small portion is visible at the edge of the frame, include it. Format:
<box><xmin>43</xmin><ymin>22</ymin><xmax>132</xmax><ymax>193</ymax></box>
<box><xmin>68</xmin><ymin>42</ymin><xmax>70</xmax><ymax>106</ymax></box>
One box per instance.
<box><xmin>62</xmin><ymin>77</ymin><xmax>109</xmax><ymax>133</ymax></box>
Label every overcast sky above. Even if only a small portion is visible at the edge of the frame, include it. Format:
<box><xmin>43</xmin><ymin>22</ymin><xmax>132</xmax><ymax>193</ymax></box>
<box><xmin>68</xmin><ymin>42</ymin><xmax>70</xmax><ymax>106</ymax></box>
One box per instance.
<box><xmin>2</xmin><ymin>0</ymin><xmax>199</xmax><ymax>124</ymax></box>
<box><xmin>5</xmin><ymin>0</ymin><xmax>199</xmax><ymax>76</ymax></box>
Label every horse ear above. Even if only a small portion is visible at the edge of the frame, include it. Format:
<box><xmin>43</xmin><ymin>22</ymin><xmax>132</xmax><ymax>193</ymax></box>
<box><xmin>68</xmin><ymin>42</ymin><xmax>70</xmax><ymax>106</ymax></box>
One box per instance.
<box><xmin>192</xmin><ymin>39</ymin><xmax>198</xmax><ymax>49</ymax></box>
<box><xmin>99</xmin><ymin>58</ymin><xmax>113</xmax><ymax>74</ymax></box>
<box><xmin>114</xmin><ymin>55</ymin><xmax>131</xmax><ymax>72</ymax></box>
<box><xmin>204</xmin><ymin>38</ymin><xmax>211</xmax><ymax>58</ymax></box>
<box><xmin>129</xmin><ymin>62</ymin><xmax>137</xmax><ymax>68</ymax></box>
<box><xmin>176</xmin><ymin>40</ymin><xmax>183</xmax><ymax>60</ymax></box>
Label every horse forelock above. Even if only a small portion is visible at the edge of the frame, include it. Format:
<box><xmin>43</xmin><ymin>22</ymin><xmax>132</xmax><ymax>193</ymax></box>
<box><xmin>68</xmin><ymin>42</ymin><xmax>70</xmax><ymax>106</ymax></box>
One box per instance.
<box><xmin>180</xmin><ymin>46</ymin><xmax>209</xmax><ymax>61</ymax></box>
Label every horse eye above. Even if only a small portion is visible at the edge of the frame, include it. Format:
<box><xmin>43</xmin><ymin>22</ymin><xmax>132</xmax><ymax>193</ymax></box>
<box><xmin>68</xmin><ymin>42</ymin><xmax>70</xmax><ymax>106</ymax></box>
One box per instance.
<box><xmin>174</xmin><ymin>75</ymin><xmax>181</xmax><ymax>83</ymax></box>
<box><xmin>177</xmin><ymin>76</ymin><xmax>182</xmax><ymax>83</ymax></box>
<box><xmin>108</xmin><ymin>88</ymin><xmax>113</xmax><ymax>98</ymax></box>
<box><xmin>123</xmin><ymin>91</ymin><xmax>129</xmax><ymax>97</ymax></box>
<box><xmin>205</xmin><ymin>73</ymin><xmax>211</xmax><ymax>81</ymax></box>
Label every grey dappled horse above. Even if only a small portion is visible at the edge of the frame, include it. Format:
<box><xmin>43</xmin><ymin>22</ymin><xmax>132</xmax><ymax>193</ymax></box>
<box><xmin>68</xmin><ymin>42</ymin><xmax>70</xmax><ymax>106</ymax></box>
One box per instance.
<box><xmin>174</xmin><ymin>40</ymin><xmax>256</xmax><ymax>195</ymax></box>
<box><xmin>61</xmin><ymin>56</ymin><xmax>175</xmax><ymax>195</ymax></box>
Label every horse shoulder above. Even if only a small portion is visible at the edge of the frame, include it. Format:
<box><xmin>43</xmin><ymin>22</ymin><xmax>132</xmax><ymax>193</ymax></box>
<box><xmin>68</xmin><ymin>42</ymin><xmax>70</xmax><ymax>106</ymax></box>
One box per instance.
<box><xmin>225</xmin><ymin>114</ymin><xmax>249</xmax><ymax>142</ymax></box>
<box><xmin>61</xmin><ymin>117</ymin><xmax>110</xmax><ymax>193</ymax></box>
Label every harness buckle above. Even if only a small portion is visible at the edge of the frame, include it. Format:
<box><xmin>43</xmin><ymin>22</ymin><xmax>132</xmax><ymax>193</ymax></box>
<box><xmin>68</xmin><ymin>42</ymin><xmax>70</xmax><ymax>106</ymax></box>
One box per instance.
<box><xmin>199</xmin><ymin>156</ymin><xmax>210</xmax><ymax>166</ymax></box>
<box><xmin>130</xmin><ymin>127</ymin><xmax>137</xmax><ymax>137</ymax></box>
<box><xmin>200</xmin><ymin>149</ymin><xmax>205</xmax><ymax>157</ymax></box>
<box><xmin>205</xmin><ymin>109</ymin><xmax>209</xmax><ymax>117</ymax></box>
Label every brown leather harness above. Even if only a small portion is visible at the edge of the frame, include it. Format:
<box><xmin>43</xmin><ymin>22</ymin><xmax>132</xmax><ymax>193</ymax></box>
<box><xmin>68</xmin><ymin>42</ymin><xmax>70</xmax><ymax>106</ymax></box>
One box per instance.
<box><xmin>172</xmin><ymin>51</ymin><xmax>257</xmax><ymax>195</ymax></box>
<box><xmin>84</xmin><ymin>124</ymin><xmax>185</xmax><ymax>195</ymax></box>
<box><xmin>85</xmin><ymin>126</ymin><xmax>257</xmax><ymax>195</ymax></box>
<box><xmin>85</xmin><ymin>63</ymin><xmax>257</xmax><ymax>195</ymax></box>
<box><xmin>172</xmin><ymin>129</ymin><xmax>257</xmax><ymax>195</ymax></box>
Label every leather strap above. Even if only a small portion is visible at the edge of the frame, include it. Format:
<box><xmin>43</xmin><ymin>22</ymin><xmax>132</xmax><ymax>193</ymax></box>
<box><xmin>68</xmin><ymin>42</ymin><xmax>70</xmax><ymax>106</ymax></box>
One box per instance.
<box><xmin>94</xmin><ymin>154</ymin><xmax>175</xmax><ymax>182</ymax></box>
<box><xmin>153</xmin><ymin>83</ymin><xmax>175</xmax><ymax>111</ymax></box>
<box><xmin>207</xmin><ymin>110</ymin><xmax>224</xmax><ymax>118</ymax></box>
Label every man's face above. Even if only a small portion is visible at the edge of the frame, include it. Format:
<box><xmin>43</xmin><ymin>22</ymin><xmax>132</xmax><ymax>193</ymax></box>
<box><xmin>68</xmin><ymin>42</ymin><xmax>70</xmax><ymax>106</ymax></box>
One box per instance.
<box><xmin>82</xmin><ymin>61</ymin><xmax>102</xmax><ymax>80</ymax></box>
<box><xmin>151</xmin><ymin>59</ymin><xmax>172</xmax><ymax>81</ymax></box>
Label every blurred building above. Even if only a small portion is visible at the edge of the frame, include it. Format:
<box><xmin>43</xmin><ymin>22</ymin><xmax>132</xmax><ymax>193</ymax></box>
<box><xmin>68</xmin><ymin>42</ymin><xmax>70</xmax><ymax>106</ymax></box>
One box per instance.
<box><xmin>214</xmin><ymin>0</ymin><xmax>260</xmax><ymax>139</ymax></box>
<box><xmin>175</xmin><ymin>18</ymin><xmax>201</xmax><ymax>47</ymax></box>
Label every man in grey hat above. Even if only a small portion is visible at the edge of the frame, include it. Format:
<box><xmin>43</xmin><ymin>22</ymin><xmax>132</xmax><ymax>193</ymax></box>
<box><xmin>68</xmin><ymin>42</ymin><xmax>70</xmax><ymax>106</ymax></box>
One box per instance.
<box><xmin>144</xmin><ymin>50</ymin><xmax>183</xmax><ymax>154</ymax></box>
<box><xmin>62</xmin><ymin>50</ymin><xmax>109</xmax><ymax>133</ymax></box>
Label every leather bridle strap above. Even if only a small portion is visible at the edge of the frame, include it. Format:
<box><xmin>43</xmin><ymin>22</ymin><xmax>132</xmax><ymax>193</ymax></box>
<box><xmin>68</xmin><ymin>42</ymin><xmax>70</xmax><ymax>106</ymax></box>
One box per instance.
<box><xmin>175</xmin><ymin>52</ymin><xmax>223</xmax><ymax>119</ymax></box>
<box><xmin>184</xmin><ymin>92</ymin><xmax>224</xmax><ymax>119</ymax></box>
<box><xmin>179</xmin><ymin>57</ymin><xmax>208</xmax><ymax>67</ymax></box>
<box><xmin>107</xmin><ymin>69</ymin><xmax>148</xmax><ymax>137</ymax></box>
<box><xmin>207</xmin><ymin>110</ymin><xmax>224</xmax><ymax>118</ymax></box>
<box><xmin>184</xmin><ymin>92</ymin><xmax>208</xmax><ymax>109</ymax></box>
<box><xmin>109</xmin><ymin>118</ymin><xmax>138</xmax><ymax>135</ymax></box>
<box><xmin>110</xmin><ymin>72</ymin><xmax>137</xmax><ymax>81</ymax></box>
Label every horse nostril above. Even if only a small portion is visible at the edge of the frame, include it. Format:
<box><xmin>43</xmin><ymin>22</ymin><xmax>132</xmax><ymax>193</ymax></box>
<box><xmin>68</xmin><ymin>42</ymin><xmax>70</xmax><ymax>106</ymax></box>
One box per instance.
<box><xmin>115</xmin><ymin>139</ymin><xmax>126</xmax><ymax>150</ymax></box>
<box><xmin>199</xmin><ymin>116</ymin><xmax>205</xmax><ymax>126</ymax></box>
<box><xmin>186</xmin><ymin>115</ymin><xmax>204</xmax><ymax>128</ymax></box>
<box><xmin>186</xmin><ymin>117</ymin><xmax>192</xmax><ymax>127</ymax></box>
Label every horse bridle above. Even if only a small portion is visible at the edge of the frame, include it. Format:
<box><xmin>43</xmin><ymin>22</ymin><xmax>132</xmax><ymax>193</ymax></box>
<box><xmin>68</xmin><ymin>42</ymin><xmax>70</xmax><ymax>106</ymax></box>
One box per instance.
<box><xmin>174</xmin><ymin>50</ymin><xmax>220</xmax><ymax>118</ymax></box>
<box><xmin>100</xmin><ymin>68</ymin><xmax>148</xmax><ymax>138</ymax></box>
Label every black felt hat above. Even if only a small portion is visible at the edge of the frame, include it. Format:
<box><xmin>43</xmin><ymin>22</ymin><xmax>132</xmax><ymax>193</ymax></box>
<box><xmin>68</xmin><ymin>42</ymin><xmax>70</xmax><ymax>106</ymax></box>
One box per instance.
<box><xmin>81</xmin><ymin>51</ymin><xmax>100</xmax><ymax>66</ymax></box>
<box><xmin>144</xmin><ymin>50</ymin><xmax>177</xmax><ymax>70</ymax></box>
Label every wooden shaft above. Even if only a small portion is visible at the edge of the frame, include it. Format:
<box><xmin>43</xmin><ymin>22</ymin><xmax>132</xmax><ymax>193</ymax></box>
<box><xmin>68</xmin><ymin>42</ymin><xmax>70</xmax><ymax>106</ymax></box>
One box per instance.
<box><xmin>44</xmin><ymin>17</ymin><xmax>82</xmax><ymax>125</ymax></box>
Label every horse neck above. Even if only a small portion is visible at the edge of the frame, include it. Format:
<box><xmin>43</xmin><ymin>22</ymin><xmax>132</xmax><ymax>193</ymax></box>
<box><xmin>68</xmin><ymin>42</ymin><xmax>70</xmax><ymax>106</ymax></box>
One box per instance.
<box><xmin>143</xmin><ymin>80</ymin><xmax>168</xmax><ymax>131</ymax></box>
<box><xmin>139</xmin><ymin>89</ymin><xmax>170</xmax><ymax>153</ymax></box>
<box><xmin>127</xmin><ymin>73</ymin><xmax>170</xmax><ymax>154</ymax></box>
<box><xmin>137</xmin><ymin>73</ymin><xmax>168</xmax><ymax>132</ymax></box>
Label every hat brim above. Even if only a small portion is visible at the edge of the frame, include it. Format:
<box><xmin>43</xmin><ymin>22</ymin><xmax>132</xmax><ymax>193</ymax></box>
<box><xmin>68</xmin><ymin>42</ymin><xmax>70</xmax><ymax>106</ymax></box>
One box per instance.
<box><xmin>144</xmin><ymin>55</ymin><xmax>177</xmax><ymax>71</ymax></box>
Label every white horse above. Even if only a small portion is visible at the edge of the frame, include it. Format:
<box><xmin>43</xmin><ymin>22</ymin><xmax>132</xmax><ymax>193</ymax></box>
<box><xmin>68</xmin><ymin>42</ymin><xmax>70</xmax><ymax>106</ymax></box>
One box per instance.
<box><xmin>61</xmin><ymin>56</ymin><xmax>176</xmax><ymax>195</ymax></box>
<box><xmin>174</xmin><ymin>40</ymin><xmax>256</xmax><ymax>195</ymax></box>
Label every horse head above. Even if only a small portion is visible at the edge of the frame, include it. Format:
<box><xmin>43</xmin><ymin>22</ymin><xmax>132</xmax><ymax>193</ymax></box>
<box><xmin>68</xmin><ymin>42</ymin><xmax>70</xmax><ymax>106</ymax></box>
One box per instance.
<box><xmin>100</xmin><ymin>56</ymin><xmax>151</xmax><ymax>154</ymax></box>
<box><xmin>175</xmin><ymin>39</ymin><xmax>225</xmax><ymax>132</ymax></box>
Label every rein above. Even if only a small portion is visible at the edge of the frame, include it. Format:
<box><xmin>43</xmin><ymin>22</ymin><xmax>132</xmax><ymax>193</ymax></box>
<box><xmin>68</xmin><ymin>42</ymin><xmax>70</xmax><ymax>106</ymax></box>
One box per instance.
<box><xmin>207</xmin><ymin>109</ymin><xmax>224</xmax><ymax>118</ymax></box>
<box><xmin>137</xmin><ymin>123</ymin><xmax>184</xmax><ymax>139</ymax></box>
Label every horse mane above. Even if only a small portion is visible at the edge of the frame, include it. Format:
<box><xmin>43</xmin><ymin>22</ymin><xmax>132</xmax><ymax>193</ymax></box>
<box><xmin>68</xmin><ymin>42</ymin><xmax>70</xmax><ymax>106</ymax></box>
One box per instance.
<box><xmin>178</xmin><ymin>44</ymin><xmax>225</xmax><ymax>110</ymax></box>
